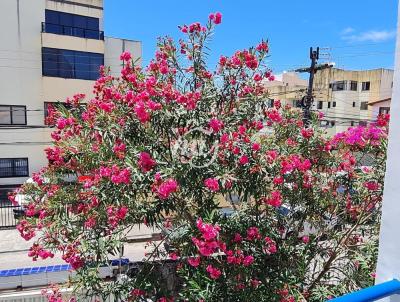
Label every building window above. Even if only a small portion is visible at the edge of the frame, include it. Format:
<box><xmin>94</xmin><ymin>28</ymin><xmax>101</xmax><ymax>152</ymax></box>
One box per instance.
<box><xmin>43</xmin><ymin>10</ymin><xmax>103</xmax><ymax>40</ymax></box>
<box><xmin>332</xmin><ymin>81</ymin><xmax>347</xmax><ymax>91</ymax></box>
<box><xmin>350</xmin><ymin>121</ymin><xmax>355</xmax><ymax>126</ymax></box>
<box><xmin>360</xmin><ymin>102</ymin><xmax>368</xmax><ymax>110</ymax></box>
<box><xmin>333</xmin><ymin>101</ymin><xmax>336</xmax><ymax>107</ymax></box>
<box><xmin>379</xmin><ymin>107</ymin><xmax>390</xmax><ymax>115</ymax></box>
<box><xmin>0</xmin><ymin>158</ymin><xmax>29</xmax><ymax>178</ymax></box>
<box><xmin>0</xmin><ymin>185</ymin><xmax>20</xmax><ymax>204</ymax></box>
<box><xmin>0</xmin><ymin>105</ymin><xmax>27</xmax><ymax>125</ymax></box>
<box><xmin>362</xmin><ymin>81</ymin><xmax>370</xmax><ymax>91</ymax></box>
<box><xmin>359</xmin><ymin>121</ymin><xmax>367</xmax><ymax>126</ymax></box>
<box><xmin>317</xmin><ymin>101</ymin><xmax>323</xmax><ymax>109</ymax></box>
<box><xmin>330</xmin><ymin>121</ymin><xmax>335</xmax><ymax>126</ymax></box>
<box><xmin>42</xmin><ymin>48</ymin><xmax>104</xmax><ymax>80</ymax></box>
<box><xmin>350</xmin><ymin>81</ymin><xmax>358</xmax><ymax>91</ymax></box>
<box><xmin>352</xmin><ymin>101</ymin><xmax>356</xmax><ymax>107</ymax></box>
<box><xmin>328</xmin><ymin>102</ymin><xmax>331</xmax><ymax>109</ymax></box>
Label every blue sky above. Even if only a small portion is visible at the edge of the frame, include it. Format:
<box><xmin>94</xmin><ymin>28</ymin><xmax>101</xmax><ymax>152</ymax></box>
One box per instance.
<box><xmin>104</xmin><ymin>0</ymin><xmax>397</xmax><ymax>74</ymax></box>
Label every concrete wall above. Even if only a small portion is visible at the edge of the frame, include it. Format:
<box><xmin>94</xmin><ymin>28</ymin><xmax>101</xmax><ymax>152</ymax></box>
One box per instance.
<box><xmin>104</xmin><ymin>37</ymin><xmax>142</xmax><ymax>77</ymax></box>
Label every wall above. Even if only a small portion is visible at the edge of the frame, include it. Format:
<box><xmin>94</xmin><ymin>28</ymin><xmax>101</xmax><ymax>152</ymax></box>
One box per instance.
<box><xmin>104</xmin><ymin>37</ymin><xmax>142</xmax><ymax>76</ymax></box>
<box><xmin>0</xmin><ymin>0</ymin><xmax>47</xmax><ymax>185</ymax></box>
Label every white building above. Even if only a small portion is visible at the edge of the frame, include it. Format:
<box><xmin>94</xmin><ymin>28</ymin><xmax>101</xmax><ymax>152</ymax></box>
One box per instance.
<box><xmin>0</xmin><ymin>0</ymin><xmax>141</xmax><ymax>209</ymax></box>
<box><xmin>313</xmin><ymin>68</ymin><xmax>394</xmax><ymax>135</ymax></box>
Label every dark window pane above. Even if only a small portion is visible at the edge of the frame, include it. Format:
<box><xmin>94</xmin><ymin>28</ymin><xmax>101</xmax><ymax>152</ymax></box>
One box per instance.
<box><xmin>75</xmin><ymin>53</ymin><xmax>91</xmax><ymax>80</ymax></box>
<box><xmin>42</xmin><ymin>48</ymin><xmax>59</xmax><ymax>77</ymax></box>
<box><xmin>73</xmin><ymin>15</ymin><xmax>87</xmax><ymax>28</ymax></box>
<box><xmin>360</xmin><ymin>102</ymin><xmax>368</xmax><ymax>110</ymax></box>
<box><xmin>11</xmin><ymin>106</ymin><xmax>26</xmax><ymax>125</ymax></box>
<box><xmin>73</xmin><ymin>27</ymin><xmax>85</xmax><ymax>38</ymax></box>
<box><xmin>87</xmin><ymin>17</ymin><xmax>99</xmax><ymax>30</ymax></box>
<box><xmin>85</xmin><ymin>29</ymin><xmax>100</xmax><ymax>39</ymax></box>
<box><xmin>59</xmin><ymin>50</ymin><xmax>74</xmax><ymax>78</ymax></box>
<box><xmin>45</xmin><ymin>23</ymin><xmax>63</xmax><ymax>35</ymax></box>
<box><xmin>350</xmin><ymin>81</ymin><xmax>358</xmax><ymax>91</ymax></box>
<box><xmin>45</xmin><ymin>10</ymin><xmax>59</xmax><ymax>24</ymax></box>
<box><xmin>59</xmin><ymin>12</ymin><xmax>73</xmax><ymax>26</ymax></box>
<box><xmin>0</xmin><ymin>106</ymin><xmax>11</xmax><ymax>124</ymax></box>
<box><xmin>0</xmin><ymin>158</ymin><xmax>28</xmax><ymax>178</ymax></box>
<box><xmin>362</xmin><ymin>81</ymin><xmax>370</xmax><ymax>91</ymax></box>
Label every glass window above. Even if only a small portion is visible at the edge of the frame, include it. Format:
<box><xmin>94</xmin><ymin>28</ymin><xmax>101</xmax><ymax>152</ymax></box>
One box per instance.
<box><xmin>333</xmin><ymin>101</ymin><xmax>336</xmax><ymax>107</ymax></box>
<box><xmin>59</xmin><ymin>50</ymin><xmax>75</xmax><ymax>78</ymax></box>
<box><xmin>328</xmin><ymin>102</ymin><xmax>331</xmax><ymax>109</ymax></box>
<box><xmin>360</xmin><ymin>101</ymin><xmax>368</xmax><ymax>110</ymax></box>
<box><xmin>44</xmin><ymin>10</ymin><xmax>101</xmax><ymax>40</ymax></box>
<box><xmin>332</xmin><ymin>81</ymin><xmax>346</xmax><ymax>91</ymax></box>
<box><xmin>317</xmin><ymin>101</ymin><xmax>323</xmax><ymax>109</ymax></box>
<box><xmin>45</xmin><ymin>10</ymin><xmax>59</xmax><ymax>24</ymax></box>
<box><xmin>350</xmin><ymin>81</ymin><xmax>358</xmax><ymax>91</ymax></box>
<box><xmin>0</xmin><ymin>106</ymin><xmax>11</xmax><ymax>124</ymax></box>
<box><xmin>379</xmin><ymin>107</ymin><xmax>390</xmax><ymax>114</ymax></box>
<box><xmin>352</xmin><ymin>102</ymin><xmax>356</xmax><ymax>107</ymax></box>
<box><xmin>0</xmin><ymin>105</ymin><xmax>26</xmax><ymax>125</ymax></box>
<box><xmin>42</xmin><ymin>48</ymin><xmax>59</xmax><ymax>77</ymax></box>
<box><xmin>42</xmin><ymin>48</ymin><xmax>103</xmax><ymax>81</ymax></box>
<box><xmin>362</xmin><ymin>82</ymin><xmax>370</xmax><ymax>91</ymax></box>
<box><xmin>86</xmin><ymin>17</ymin><xmax>99</xmax><ymax>30</ymax></box>
<box><xmin>0</xmin><ymin>158</ymin><xmax>29</xmax><ymax>178</ymax></box>
<box><xmin>11</xmin><ymin>106</ymin><xmax>26</xmax><ymax>124</ymax></box>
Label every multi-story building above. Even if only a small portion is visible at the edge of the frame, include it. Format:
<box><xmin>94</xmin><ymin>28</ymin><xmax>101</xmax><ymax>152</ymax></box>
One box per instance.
<box><xmin>263</xmin><ymin>72</ymin><xmax>308</xmax><ymax>107</ymax></box>
<box><xmin>0</xmin><ymin>0</ymin><xmax>141</xmax><ymax>215</ymax></box>
<box><xmin>313</xmin><ymin>68</ymin><xmax>393</xmax><ymax>135</ymax></box>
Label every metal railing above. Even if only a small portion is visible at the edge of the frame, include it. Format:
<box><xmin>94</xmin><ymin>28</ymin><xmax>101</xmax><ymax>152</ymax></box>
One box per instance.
<box><xmin>330</xmin><ymin>279</ymin><xmax>400</xmax><ymax>301</ymax></box>
<box><xmin>41</xmin><ymin>22</ymin><xmax>104</xmax><ymax>40</ymax></box>
<box><xmin>0</xmin><ymin>201</ymin><xmax>22</xmax><ymax>229</ymax></box>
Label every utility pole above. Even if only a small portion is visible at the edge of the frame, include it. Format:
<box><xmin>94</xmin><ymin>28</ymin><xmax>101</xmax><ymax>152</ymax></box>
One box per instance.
<box><xmin>295</xmin><ymin>47</ymin><xmax>332</xmax><ymax>126</ymax></box>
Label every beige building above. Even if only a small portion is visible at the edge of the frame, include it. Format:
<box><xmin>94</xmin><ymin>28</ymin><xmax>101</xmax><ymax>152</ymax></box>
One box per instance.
<box><xmin>0</xmin><ymin>0</ymin><xmax>141</xmax><ymax>212</ymax></box>
<box><xmin>313</xmin><ymin>68</ymin><xmax>393</xmax><ymax>134</ymax></box>
<box><xmin>263</xmin><ymin>72</ymin><xmax>308</xmax><ymax>107</ymax></box>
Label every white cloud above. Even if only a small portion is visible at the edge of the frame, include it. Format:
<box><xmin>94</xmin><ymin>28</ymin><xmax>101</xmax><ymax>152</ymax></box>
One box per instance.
<box><xmin>342</xmin><ymin>29</ymin><xmax>396</xmax><ymax>43</ymax></box>
<box><xmin>340</xmin><ymin>27</ymin><xmax>355</xmax><ymax>35</ymax></box>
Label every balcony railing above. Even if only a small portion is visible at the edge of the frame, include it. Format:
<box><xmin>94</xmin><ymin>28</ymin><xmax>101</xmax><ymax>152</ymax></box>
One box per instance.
<box><xmin>330</xmin><ymin>279</ymin><xmax>400</xmax><ymax>301</ymax></box>
<box><xmin>41</xmin><ymin>22</ymin><xmax>104</xmax><ymax>40</ymax></box>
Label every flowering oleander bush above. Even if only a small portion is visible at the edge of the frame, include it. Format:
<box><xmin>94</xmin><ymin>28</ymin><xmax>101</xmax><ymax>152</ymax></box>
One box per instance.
<box><xmin>11</xmin><ymin>12</ymin><xmax>389</xmax><ymax>302</ymax></box>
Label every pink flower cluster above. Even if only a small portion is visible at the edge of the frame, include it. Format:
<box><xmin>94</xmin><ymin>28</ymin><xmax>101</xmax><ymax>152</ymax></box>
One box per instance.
<box><xmin>99</xmin><ymin>165</ymin><xmax>131</xmax><ymax>185</ymax></box>
<box><xmin>28</xmin><ymin>243</ymin><xmax>54</xmax><ymax>261</ymax></box>
<box><xmin>206</xmin><ymin>264</ymin><xmax>222</xmax><ymax>279</ymax></box>
<box><xmin>106</xmin><ymin>206</ymin><xmax>128</xmax><ymax>228</ymax></box>
<box><xmin>157</xmin><ymin>178</ymin><xmax>179</xmax><ymax>199</ymax></box>
<box><xmin>209</xmin><ymin>118</ymin><xmax>224</xmax><ymax>133</ymax></box>
<box><xmin>204</xmin><ymin>178</ymin><xmax>220</xmax><ymax>192</ymax></box>
<box><xmin>192</xmin><ymin>219</ymin><xmax>222</xmax><ymax>256</ymax></box>
<box><xmin>264</xmin><ymin>190</ymin><xmax>283</xmax><ymax>207</ymax></box>
<box><xmin>138</xmin><ymin>152</ymin><xmax>157</xmax><ymax>172</ymax></box>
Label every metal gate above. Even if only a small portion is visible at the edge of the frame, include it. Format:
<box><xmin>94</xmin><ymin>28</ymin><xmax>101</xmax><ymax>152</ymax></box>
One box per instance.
<box><xmin>0</xmin><ymin>185</ymin><xmax>22</xmax><ymax>229</ymax></box>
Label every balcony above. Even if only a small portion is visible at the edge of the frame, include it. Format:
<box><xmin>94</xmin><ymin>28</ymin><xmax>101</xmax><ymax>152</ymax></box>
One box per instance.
<box><xmin>41</xmin><ymin>22</ymin><xmax>104</xmax><ymax>40</ymax></box>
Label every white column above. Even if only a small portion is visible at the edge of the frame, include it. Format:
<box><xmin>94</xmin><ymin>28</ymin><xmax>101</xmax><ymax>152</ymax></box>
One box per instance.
<box><xmin>376</xmin><ymin>1</ymin><xmax>400</xmax><ymax>301</ymax></box>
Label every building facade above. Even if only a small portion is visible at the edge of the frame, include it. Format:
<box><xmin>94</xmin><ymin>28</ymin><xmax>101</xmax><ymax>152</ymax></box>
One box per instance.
<box><xmin>263</xmin><ymin>72</ymin><xmax>308</xmax><ymax>107</ymax></box>
<box><xmin>0</xmin><ymin>0</ymin><xmax>141</xmax><ymax>206</ymax></box>
<box><xmin>313</xmin><ymin>68</ymin><xmax>393</xmax><ymax>135</ymax></box>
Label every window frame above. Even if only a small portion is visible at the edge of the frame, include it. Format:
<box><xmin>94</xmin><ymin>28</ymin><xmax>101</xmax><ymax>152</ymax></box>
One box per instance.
<box><xmin>42</xmin><ymin>47</ymin><xmax>104</xmax><ymax>81</ymax></box>
<box><xmin>0</xmin><ymin>105</ymin><xmax>27</xmax><ymax>126</ymax></box>
<box><xmin>362</xmin><ymin>81</ymin><xmax>371</xmax><ymax>91</ymax></box>
<box><xmin>332</xmin><ymin>81</ymin><xmax>347</xmax><ymax>91</ymax></box>
<box><xmin>317</xmin><ymin>101</ymin><xmax>323</xmax><ymax>110</ymax></box>
<box><xmin>349</xmin><ymin>81</ymin><xmax>358</xmax><ymax>91</ymax></box>
<box><xmin>0</xmin><ymin>158</ymin><xmax>29</xmax><ymax>178</ymax></box>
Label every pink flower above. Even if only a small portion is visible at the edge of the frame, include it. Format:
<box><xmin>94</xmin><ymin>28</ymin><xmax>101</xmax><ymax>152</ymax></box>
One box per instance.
<box><xmin>302</xmin><ymin>236</ymin><xmax>310</xmax><ymax>244</ymax></box>
<box><xmin>253</xmin><ymin>73</ymin><xmax>263</xmax><ymax>82</ymax></box>
<box><xmin>138</xmin><ymin>152</ymin><xmax>156</xmax><ymax>172</ymax></box>
<box><xmin>246</xmin><ymin>227</ymin><xmax>261</xmax><ymax>241</ymax></box>
<box><xmin>204</xmin><ymin>178</ymin><xmax>220</xmax><ymax>192</ymax></box>
<box><xmin>157</xmin><ymin>178</ymin><xmax>178</xmax><ymax>199</ymax></box>
<box><xmin>364</xmin><ymin>181</ymin><xmax>380</xmax><ymax>191</ymax></box>
<box><xmin>212</xmin><ymin>12</ymin><xmax>222</xmax><ymax>25</ymax></box>
<box><xmin>187</xmin><ymin>256</ymin><xmax>201</xmax><ymax>267</ymax></box>
<box><xmin>265</xmin><ymin>190</ymin><xmax>282</xmax><ymax>207</ymax></box>
<box><xmin>301</xmin><ymin>128</ymin><xmax>314</xmax><ymax>139</ymax></box>
<box><xmin>239</xmin><ymin>155</ymin><xmax>249</xmax><ymax>165</ymax></box>
<box><xmin>252</xmin><ymin>143</ymin><xmax>261</xmax><ymax>152</ymax></box>
<box><xmin>273</xmin><ymin>176</ymin><xmax>284</xmax><ymax>185</ymax></box>
<box><xmin>120</xmin><ymin>51</ymin><xmax>132</xmax><ymax>61</ymax></box>
<box><xmin>243</xmin><ymin>255</ymin><xmax>254</xmax><ymax>266</ymax></box>
<box><xmin>206</xmin><ymin>265</ymin><xmax>222</xmax><ymax>279</ymax></box>
<box><xmin>209</xmin><ymin>118</ymin><xmax>224</xmax><ymax>133</ymax></box>
<box><xmin>169</xmin><ymin>252</ymin><xmax>179</xmax><ymax>260</ymax></box>
<box><xmin>196</xmin><ymin>218</ymin><xmax>220</xmax><ymax>240</ymax></box>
